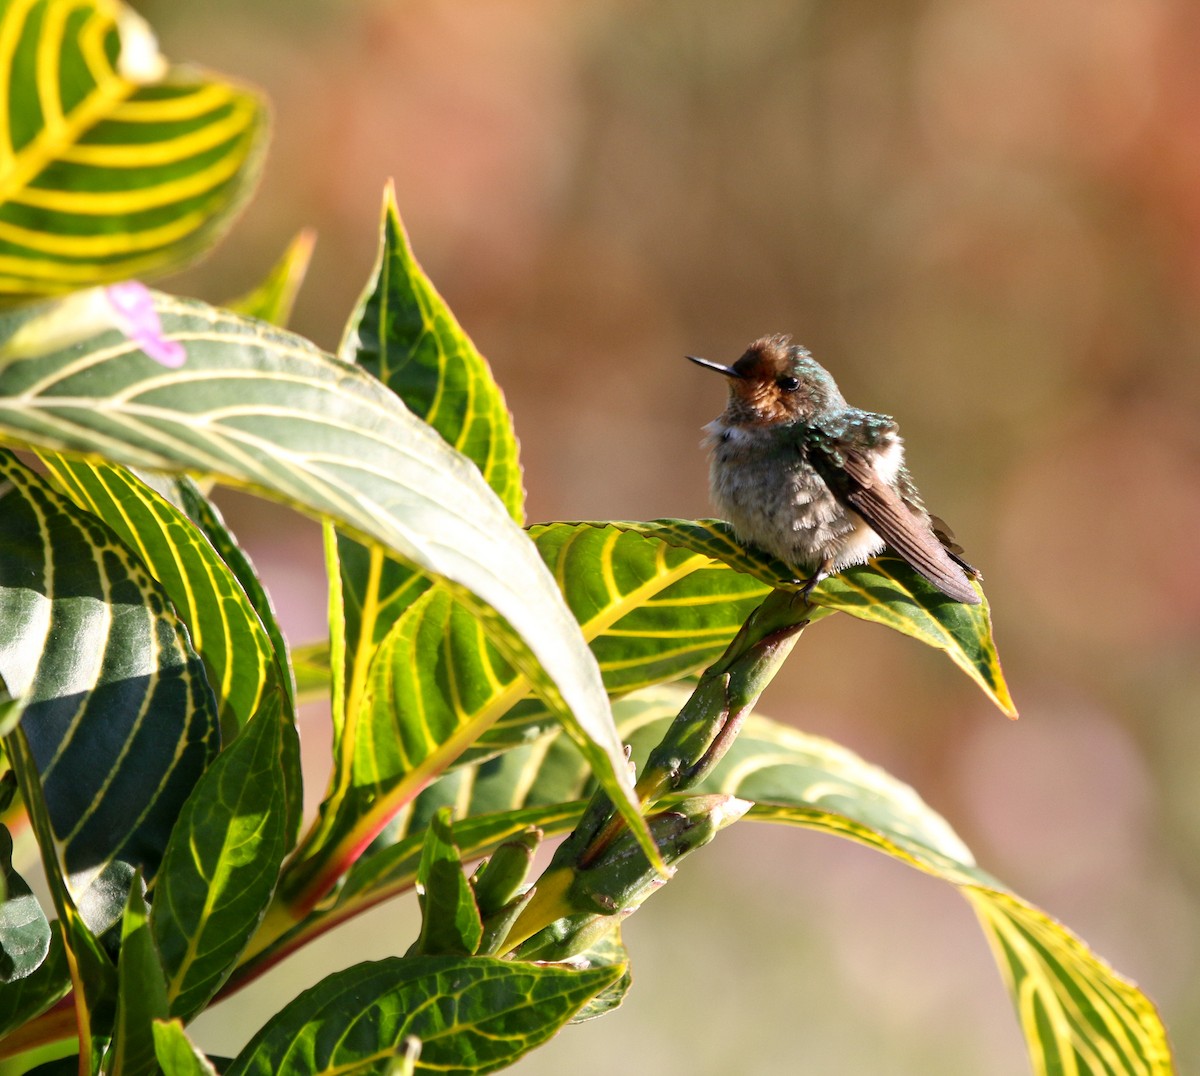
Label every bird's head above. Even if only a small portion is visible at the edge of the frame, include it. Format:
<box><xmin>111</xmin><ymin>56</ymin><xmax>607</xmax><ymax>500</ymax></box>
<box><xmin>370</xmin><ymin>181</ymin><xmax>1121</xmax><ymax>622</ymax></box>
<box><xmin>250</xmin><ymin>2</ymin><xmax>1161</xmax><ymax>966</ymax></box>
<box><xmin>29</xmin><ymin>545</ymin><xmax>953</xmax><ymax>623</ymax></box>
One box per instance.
<box><xmin>687</xmin><ymin>334</ymin><xmax>844</xmax><ymax>425</ymax></box>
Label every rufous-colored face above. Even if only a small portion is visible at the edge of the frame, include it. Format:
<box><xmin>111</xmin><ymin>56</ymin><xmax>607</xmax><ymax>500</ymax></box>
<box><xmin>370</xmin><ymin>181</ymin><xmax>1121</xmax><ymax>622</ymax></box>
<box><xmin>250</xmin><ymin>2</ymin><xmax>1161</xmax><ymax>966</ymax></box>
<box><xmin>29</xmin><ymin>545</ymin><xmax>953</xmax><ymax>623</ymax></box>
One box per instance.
<box><xmin>688</xmin><ymin>334</ymin><xmax>841</xmax><ymax>425</ymax></box>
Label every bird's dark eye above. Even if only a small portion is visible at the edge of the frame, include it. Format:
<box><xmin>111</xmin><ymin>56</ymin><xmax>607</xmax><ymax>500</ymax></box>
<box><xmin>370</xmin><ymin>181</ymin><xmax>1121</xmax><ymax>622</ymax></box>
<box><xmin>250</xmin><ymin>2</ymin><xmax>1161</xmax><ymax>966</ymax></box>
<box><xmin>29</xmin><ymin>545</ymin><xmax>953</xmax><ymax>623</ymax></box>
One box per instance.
<box><xmin>777</xmin><ymin>375</ymin><xmax>800</xmax><ymax>392</ymax></box>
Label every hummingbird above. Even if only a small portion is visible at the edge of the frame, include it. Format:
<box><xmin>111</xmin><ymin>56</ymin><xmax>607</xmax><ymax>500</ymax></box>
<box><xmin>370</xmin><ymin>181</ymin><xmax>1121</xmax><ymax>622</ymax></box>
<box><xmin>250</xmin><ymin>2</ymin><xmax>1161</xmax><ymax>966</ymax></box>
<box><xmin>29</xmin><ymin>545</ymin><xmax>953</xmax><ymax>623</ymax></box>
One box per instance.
<box><xmin>689</xmin><ymin>334</ymin><xmax>980</xmax><ymax>604</ymax></box>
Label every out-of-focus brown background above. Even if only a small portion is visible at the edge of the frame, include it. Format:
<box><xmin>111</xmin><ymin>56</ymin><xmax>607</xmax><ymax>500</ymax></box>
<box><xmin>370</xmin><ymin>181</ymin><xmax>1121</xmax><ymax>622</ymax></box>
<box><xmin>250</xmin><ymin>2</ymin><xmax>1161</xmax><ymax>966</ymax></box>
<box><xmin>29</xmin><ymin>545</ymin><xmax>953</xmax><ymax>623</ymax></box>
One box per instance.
<box><xmin>144</xmin><ymin>1</ymin><xmax>1199</xmax><ymax>1071</ymax></box>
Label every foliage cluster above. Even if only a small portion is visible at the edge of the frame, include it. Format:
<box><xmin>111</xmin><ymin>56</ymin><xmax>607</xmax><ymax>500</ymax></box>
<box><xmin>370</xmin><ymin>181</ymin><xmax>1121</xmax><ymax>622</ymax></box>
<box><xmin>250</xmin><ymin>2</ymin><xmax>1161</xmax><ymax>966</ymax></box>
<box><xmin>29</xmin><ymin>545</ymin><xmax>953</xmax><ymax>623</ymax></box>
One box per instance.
<box><xmin>0</xmin><ymin>3</ymin><xmax>1172</xmax><ymax>1073</ymax></box>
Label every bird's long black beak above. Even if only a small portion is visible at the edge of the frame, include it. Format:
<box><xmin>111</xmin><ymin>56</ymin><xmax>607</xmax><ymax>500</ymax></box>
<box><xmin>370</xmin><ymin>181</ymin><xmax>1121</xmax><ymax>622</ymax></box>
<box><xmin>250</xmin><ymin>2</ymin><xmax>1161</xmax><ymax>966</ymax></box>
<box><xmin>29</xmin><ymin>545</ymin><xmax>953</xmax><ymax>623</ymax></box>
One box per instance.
<box><xmin>686</xmin><ymin>354</ymin><xmax>744</xmax><ymax>378</ymax></box>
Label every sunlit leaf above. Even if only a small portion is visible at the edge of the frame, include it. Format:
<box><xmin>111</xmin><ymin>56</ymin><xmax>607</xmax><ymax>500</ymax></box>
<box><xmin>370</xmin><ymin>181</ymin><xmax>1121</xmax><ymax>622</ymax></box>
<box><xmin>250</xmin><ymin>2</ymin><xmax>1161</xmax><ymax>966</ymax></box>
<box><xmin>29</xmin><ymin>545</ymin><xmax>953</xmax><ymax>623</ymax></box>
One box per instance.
<box><xmin>320</xmin><ymin>686</ymin><xmax>1165</xmax><ymax>1075</ymax></box>
<box><xmin>0</xmin><ymin>292</ymin><xmax>647</xmax><ymax>898</ymax></box>
<box><xmin>596</xmin><ymin>519</ymin><xmax>1015</xmax><ymax>716</ymax></box>
<box><xmin>282</xmin><ymin>520</ymin><xmax>766</xmax><ymax>917</ymax></box>
<box><xmin>224</xmin><ymin>956</ymin><xmax>623</xmax><ymax>1076</ymax></box>
<box><xmin>0</xmin><ymin>0</ymin><xmax>267</xmax><ymax>298</ymax></box>
<box><xmin>152</xmin><ymin>1019</ymin><xmax>221</xmax><ymax>1076</ymax></box>
<box><xmin>340</xmin><ymin>183</ymin><xmax>524</xmax><ymax>522</ymax></box>
<box><xmin>966</xmin><ymin>888</ymin><xmax>1174</xmax><ymax>1076</ymax></box>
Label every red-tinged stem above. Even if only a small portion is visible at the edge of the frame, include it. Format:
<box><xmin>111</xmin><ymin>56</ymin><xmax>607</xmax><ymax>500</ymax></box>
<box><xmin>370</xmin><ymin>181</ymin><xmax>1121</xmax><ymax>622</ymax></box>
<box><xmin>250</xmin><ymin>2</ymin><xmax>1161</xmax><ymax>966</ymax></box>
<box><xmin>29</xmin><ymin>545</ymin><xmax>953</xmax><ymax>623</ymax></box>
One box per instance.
<box><xmin>0</xmin><ymin>997</ymin><xmax>77</xmax><ymax>1060</ymax></box>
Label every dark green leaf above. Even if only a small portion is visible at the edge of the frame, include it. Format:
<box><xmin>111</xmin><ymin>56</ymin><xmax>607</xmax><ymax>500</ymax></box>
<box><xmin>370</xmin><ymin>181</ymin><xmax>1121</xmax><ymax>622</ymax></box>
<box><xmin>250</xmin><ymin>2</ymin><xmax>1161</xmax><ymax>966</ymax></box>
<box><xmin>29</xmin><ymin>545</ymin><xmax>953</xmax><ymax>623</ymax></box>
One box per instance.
<box><xmin>109</xmin><ymin>876</ymin><xmax>168</xmax><ymax>1076</ymax></box>
<box><xmin>0</xmin><ymin>452</ymin><xmax>220</xmax><ymax>913</ymax></box>
<box><xmin>151</xmin><ymin>692</ymin><xmax>293</xmax><ymax>1021</ymax></box>
<box><xmin>0</xmin><ymin>0</ymin><xmax>266</xmax><ymax>299</ymax></box>
<box><xmin>224</xmin><ymin>956</ymin><xmax>623</xmax><ymax>1076</ymax></box>
<box><xmin>408</xmin><ymin>809</ymin><xmax>482</xmax><ymax>957</ymax></box>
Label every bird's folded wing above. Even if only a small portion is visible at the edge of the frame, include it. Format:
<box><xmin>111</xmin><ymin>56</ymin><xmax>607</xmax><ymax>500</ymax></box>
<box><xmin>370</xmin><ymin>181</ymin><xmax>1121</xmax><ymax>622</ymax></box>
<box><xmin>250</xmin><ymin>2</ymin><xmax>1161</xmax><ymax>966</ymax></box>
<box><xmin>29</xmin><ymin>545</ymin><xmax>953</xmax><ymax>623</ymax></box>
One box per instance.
<box><xmin>806</xmin><ymin>440</ymin><xmax>981</xmax><ymax>605</ymax></box>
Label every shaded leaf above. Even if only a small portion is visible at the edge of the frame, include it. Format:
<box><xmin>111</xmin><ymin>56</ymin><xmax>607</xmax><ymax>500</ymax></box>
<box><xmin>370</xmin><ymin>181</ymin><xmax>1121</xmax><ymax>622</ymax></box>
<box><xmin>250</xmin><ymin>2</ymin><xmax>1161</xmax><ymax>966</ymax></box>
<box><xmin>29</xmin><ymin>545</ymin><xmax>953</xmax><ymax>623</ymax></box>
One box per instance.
<box><xmin>5</xmin><ymin>728</ymin><xmax>116</xmax><ymax>1064</ymax></box>
<box><xmin>224</xmin><ymin>956</ymin><xmax>623</xmax><ymax>1076</ymax></box>
<box><xmin>408</xmin><ymin>808</ymin><xmax>482</xmax><ymax>958</ymax></box>
<box><xmin>109</xmin><ymin>876</ymin><xmax>168</xmax><ymax>1076</ymax></box>
<box><xmin>0</xmin><ymin>822</ymin><xmax>52</xmax><ymax>983</ymax></box>
<box><xmin>151</xmin><ymin>692</ymin><xmax>293</xmax><ymax>1022</ymax></box>
<box><xmin>227</xmin><ymin>230</ymin><xmax>316</xmax><ymax>327</ymax></box>
<box><xmin>0</xmin><ymin>291</ymin><xmax>649</xmax><ymax>892</ymax></box>
<box><xmin>567</xmin><ymin>928</ymin><xmax>632</xmax><ymax>1023</ymax></box>
<box><xmin>0</xmin><ymin>452</ymin><xmax>219</xmax><ymax>913</ymax></box>
<box><xmin>0</xmin><ymin>922</ymin><xmax>71</xmax><ymax>1040</ymax></box>
<box><xmin>0</xmin><ymin>0</ymin><xmax>266</xmax><ymax>299</ymax></box>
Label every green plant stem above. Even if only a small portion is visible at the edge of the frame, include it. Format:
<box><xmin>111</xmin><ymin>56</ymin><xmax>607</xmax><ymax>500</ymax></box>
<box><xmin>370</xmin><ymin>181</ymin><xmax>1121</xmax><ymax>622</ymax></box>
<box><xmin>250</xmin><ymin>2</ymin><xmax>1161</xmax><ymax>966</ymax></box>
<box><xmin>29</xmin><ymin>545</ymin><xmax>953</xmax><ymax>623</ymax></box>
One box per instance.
<box><xmin>502</xmin><ymin>588</ymin><xmax>809</xmax><ymax>952</ymax></box>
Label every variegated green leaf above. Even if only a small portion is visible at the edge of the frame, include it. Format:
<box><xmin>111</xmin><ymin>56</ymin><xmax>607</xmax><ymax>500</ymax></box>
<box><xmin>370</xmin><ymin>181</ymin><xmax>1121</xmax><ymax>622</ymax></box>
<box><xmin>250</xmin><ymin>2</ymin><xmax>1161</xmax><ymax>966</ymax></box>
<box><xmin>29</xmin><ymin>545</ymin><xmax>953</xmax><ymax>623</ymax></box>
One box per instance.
<box><xmin>328</xmin><ymin>184</ymin><xmax>523</xmax><ymax>746</ymax></box>
<box><xmin>315</xmin><ymin>186</ymin><xmax>526</xmax><ymax>858</ymax></box>
<box><xmin>0</xmin><ymin>0</ymin><xmax>267</xmax><ymax>298</ymax></box>
<box><xmin>39</xmin><ymin>452</ymin><xmax>284</xmax><ymax>739</ymax></box>
<box><xmin>110</xmin><ymin>876</ymin><xmax>169</xmax><ymax>1076</ymax></box>
<box><xmin>227</xmin><ymin>230</ymin><xmax>316</xmax><ymax>328</ymax></box>
<box><xmin>287</xmin><ymin>192</ymin><xmax>624</xmax><ymax>908</ymax></box>
<box><xmin>152</xmin><ymin>1019</ymin><xmax>221</xmax><ymax>1076</ymax></box>
<box><xmin>964</xmin><ymin>888</ymin><xmax>1173</xmax><ymax>1076</ymax></box>
<box><xmin>0</xmin><ymin>292</ymin><xmax>647</xmax><ymax>900</ymax></box>
<box><xmin>0</xmin><ymin>451</ymin><xmax>219</xmax><ymax>916</ymax></box>
<box><xmin>151</xmin><ymin>691</ymin><xmax>292</xmax><ymax>1023</ymax></box>
<box><xmin>175</xmin><ymin>475</ymin><xmax>297</xmax><ymax>712</ymax></box>
<box><xmin>298</xmin><ymin>686</ymin><xmax>1167</xmax><ymax>1076</ymax></box>
<box><xmin>224</xmin><ymin>956</ymin><xmax>623</xmax><ymax>1076</ymax></box>
<box><xmin>277</xmin><ymin>521</ymin><xmax>767</xmax><ymax>918</ymax></box>
<box><xmin>598</xmin><ymin>519</ymin><xmax>1015</xmax><ymax>716</ymax></box>
<box><xmin>340</xmin><ymin>183</ymin><xmax>524</xmax><ymax>522</ymax></box>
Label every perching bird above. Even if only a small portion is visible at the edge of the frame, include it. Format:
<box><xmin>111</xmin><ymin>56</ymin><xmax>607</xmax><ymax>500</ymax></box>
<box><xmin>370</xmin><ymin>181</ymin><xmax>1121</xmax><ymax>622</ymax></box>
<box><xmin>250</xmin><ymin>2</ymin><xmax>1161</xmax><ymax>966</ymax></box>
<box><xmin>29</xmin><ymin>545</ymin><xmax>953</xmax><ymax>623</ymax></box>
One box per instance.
<box><xmin>689</xmin><ymin>334</ymin><xmax>980</xmax><ymax>604</ymax></box>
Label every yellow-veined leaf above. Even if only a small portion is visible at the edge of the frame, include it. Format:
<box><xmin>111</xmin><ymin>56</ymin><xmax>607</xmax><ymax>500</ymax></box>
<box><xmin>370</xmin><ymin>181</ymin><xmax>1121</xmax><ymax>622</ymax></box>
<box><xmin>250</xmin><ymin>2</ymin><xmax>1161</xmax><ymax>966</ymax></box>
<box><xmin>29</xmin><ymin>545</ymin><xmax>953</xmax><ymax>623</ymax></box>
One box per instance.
<box><xmin>0</xmin><ymin>0</ymin><xmax>267</xmax><ymax>298</ymax></box>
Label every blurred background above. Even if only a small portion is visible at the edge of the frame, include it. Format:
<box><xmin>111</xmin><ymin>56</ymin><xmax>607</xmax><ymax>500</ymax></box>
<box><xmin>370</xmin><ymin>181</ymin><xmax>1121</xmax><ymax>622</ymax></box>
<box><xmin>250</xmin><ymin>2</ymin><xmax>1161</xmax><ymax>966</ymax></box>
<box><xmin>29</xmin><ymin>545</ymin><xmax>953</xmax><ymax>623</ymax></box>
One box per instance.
<box><xmin>139</xmin><ymin>0</ymin><xmax>1199</xmax><ymax>1071</ymax></box>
